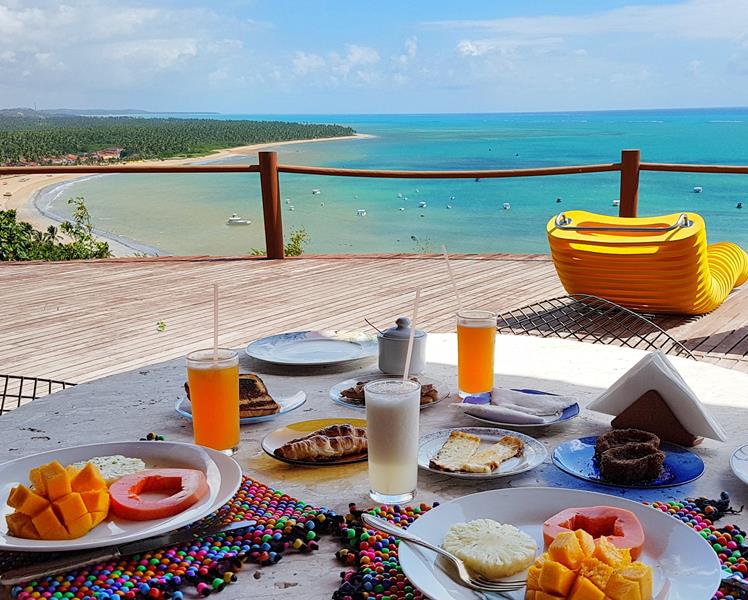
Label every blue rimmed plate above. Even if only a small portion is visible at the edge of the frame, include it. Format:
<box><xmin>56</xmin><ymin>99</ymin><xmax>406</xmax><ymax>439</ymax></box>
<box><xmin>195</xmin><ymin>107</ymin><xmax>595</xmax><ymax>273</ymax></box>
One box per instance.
<box><xmin>330</xmin><ymin>374</ymin><xmax>448</xmax><ymax>410</ymax></box>
<box><xmin>553</xmin><ymin>436</ymin><xmax>704</xmax><ymax>489</ymax></box>
<box><xmin>245</xmin><ymin>330</ymin><xmax>377</xmax><ymax>367</ymax></box>
<box><xmin>462</xmin><ymin>388</ymin><xmax>580</xmax><ymax>429</ymax></box>
<box><xmin>175</xmin><ymin>391</ymin><xmax>306</xmax><ymax>425</ymax></box>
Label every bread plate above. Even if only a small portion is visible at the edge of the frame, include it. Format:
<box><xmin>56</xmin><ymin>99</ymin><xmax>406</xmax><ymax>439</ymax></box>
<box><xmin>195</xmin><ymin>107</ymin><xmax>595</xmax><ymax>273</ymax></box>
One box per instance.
<box><xmin>261</xmin><ymin>418</ymin><xmax>368</xmax><ymax>466</ymax></box>
<box><xmin>246</xmin><ymin>331</ymin><xmax>377</xmax><ymax>367</ymax></box>
<box><xmin>330</xmin><ymin>374</ymin><xmax>448</xmax><ymax>410</ymax></box>
<box><xmin>418</xmin><ymin>427</ymin><xmax>547</xmax><ymax>480</ymax></box>
<box><xmin>175</xmin><ymin>390</ymin><xmax>306</xmax><ymax>425</ymax></box>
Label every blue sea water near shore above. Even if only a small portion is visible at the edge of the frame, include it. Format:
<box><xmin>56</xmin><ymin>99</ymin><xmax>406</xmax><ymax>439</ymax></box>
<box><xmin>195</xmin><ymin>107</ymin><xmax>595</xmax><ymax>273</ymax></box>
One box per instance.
<box><xmin>41</xmin><ymin>109</ymin><xmax>748</xmax><ymax>255</ymax></box>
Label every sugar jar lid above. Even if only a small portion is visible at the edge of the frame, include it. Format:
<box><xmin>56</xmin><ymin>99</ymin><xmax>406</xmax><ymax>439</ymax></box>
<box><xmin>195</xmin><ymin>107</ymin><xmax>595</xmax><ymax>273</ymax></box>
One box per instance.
<box><xmin>381</xmin><ymin>317</ymin><xmax>425</xmax><ymax>339</ymax></box>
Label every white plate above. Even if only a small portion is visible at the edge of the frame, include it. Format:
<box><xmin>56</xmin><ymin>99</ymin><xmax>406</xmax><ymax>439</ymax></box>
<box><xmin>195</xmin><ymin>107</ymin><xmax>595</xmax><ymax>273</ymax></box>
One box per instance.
<box><xmin>261</xmin><ymin>418</ymin><xmax>368</xmax><ymax>466</ymax></box>
<box><xmin>0</xmin><ymin>441</ymin><xmax>242</xmax><ymax>551</ymax></box>
<box><xmin>246</xmin><ymin>330</ymin><xmax>377</xmax><ymax>366</ymax></box>
<box><xmin>418</xmin><ymin>427</ymin><xmax>547</xmax><ymax>479</ymax></box>
<box><xmin>330</xmin><ymin>374</ymin><xmax>448</xmax><ymax>410</ymax></box>
<box><xmin>399</xmin><ymin>487</ymin><xmax>722</xmax><ymax>600</ymax></box>
<box><xmin>176</xmin><ymin>390</ymin><xmax>306</xmax><ymax>424</ymax></box>
<box><xmin>731</xmin><ymin>443</ymin><xmax>748</xmax><ymax>485</ymax></box>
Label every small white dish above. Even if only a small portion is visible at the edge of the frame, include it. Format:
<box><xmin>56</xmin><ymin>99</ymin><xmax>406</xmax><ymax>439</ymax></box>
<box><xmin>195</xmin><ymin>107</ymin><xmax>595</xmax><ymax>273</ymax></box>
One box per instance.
<box><xmin>245</xmin><ymin>330</ymin><xmax>377</xmax><ymax>367</ymax></box>
<box><xmin>176</xmin><ymin>390</ymin><xmax>306</xmax><ymax>424</ymax></box>
<box><xmin>329</xmin><ymin>374</ymin><xmax>448</xmax><ymax>410</ymax></box>
<box><xmin>418</xmin><ymin>427</ymin><xmax>547</xmax><ymax>480</ymax></box>
<box><xmin>398</xmin><ymin>487</ymin><xmax>721</xmax><ymax>600</ymax></box>
<box><xmin>731</xmin><ymin>443</ymin><xmax>748</xmax><ymax>485</ymax></box>
<box><xmin>0</xmin><ymin>441</ymin><xmax>242</xmax><ymax>552</ymax></box>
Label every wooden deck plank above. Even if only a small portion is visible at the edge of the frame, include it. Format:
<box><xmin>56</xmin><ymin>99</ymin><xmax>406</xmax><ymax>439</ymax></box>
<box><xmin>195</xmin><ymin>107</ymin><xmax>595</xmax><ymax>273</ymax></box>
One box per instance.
<box><xmin>1</xmin><ymin>256</ymin><xmax>747</xmax><ymax>390</ymax></box>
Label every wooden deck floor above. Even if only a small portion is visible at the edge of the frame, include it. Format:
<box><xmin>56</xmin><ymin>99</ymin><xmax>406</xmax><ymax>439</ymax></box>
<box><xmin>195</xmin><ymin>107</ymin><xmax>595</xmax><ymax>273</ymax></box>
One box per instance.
<box><xmin>1</xmin><ymin>254</ymin><xmax>747</xmax><ymax>386</ymax></box>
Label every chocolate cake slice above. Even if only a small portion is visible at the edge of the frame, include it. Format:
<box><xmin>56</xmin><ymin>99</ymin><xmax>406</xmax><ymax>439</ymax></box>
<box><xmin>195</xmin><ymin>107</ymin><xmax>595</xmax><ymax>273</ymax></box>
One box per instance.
<box><xmin>594</xmin><ymin>428</ymin><xmax>660</xmax><ymax>459</ymax></box>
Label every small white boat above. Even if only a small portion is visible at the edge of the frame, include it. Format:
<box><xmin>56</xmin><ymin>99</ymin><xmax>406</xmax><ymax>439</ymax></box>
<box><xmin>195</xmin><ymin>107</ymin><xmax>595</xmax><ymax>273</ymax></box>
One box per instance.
<box><xmin>285</xmin><ymin>198</ymin><xmax>291</xmax><ymax>204</ymax></box>
<box><xmin>450</xmin><ymin>195</ymin><xmax>455</xmax><ymax>200</ymax></box>
<box><xmin>693</xmin><ymin>186</ymin><xmax>703</xmax><ymax>193</ymax></box>
<box><xmin>415</xmin><ymin>188</ymin><xmax>420</xmax><ymax>193</ymax></box>
<box><xmin>356</xmin><ymin>209</ymin><xmax>367</xmax><ymax>217</ymax></box>
<box><xmin>737</xmin><ymin>202</ymin><xmax>743</xmax><ymax>209</ymax></box>
<box><xmin>418</xmin><ymin>201</ymin><xmax>427</xmax><ymax>208</ymax></box>
<box><xmin>289</xmin><ymin>206</ymin><xmax>295</xmax><ymax>211</ymax></box>
<box><xmin>227</xmin><ymin>213</ymin><xmax>251</xmax><ymax>225</ymax></box>
<box><xmin>612</xmin><ymin>199</ymin><xmax>620</xmax><ymax>206</ymax></box>
<box><xmin>502</xmin><ymin>202</ymin><xmax>511</xmax><ymax>210</ymax></box>
<box><xmin>312</xmin><ymin>189</ymin><xmax>321</xmax><ymax>195</ymax></box>
<box><xmin>446</xmin><ymin>204</ymin><xmax>453</xmax><ymax>209</ymax></box>
<box><xmin>397</xmin><ymin>193</ymin><xmax>403</xmax><ymax>198</ymax></box>
<box><xmin>403</xmin><ymin>196</ymin><xmax>409</xmax><ymax>201</ymax></box>
<box><xmin>399</xmin><ymin>207</ymin><xmax>406</xmax><ymax>211</ymax></box>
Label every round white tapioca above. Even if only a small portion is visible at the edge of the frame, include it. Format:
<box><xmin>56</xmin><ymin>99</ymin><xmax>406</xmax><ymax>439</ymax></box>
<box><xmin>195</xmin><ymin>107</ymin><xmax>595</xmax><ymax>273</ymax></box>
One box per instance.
<box><xmin>442</xmin><ymin>519</ymin><xmax>537</xmax><ymax>579</ymax></box>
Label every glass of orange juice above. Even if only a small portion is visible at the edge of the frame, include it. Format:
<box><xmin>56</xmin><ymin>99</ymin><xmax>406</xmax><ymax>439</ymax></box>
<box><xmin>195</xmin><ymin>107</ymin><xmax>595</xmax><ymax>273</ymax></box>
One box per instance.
<box><xmin>457</xmin><ymin>310</ymin><xmax>497</xmax><ymax>397</ymax></box>
<box><xmin>186</xmin><ymin>348</ymin><xmax>240</xmax><ymax>455</ymax></box>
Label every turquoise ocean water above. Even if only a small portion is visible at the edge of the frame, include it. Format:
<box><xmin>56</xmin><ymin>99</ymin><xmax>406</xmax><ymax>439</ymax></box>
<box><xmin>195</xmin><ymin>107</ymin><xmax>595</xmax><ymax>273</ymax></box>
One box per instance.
<box><xmin>42</xmin><ymin>109</ymin><xmax>748</xmax><ymax>255</ymax></box>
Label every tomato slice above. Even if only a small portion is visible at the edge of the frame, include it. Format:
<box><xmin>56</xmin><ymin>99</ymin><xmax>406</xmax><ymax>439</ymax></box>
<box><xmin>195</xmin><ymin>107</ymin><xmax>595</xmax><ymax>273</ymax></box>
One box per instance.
<box><xmin>108</xmin><ymin>468</ymin><xmax>209</xmax><ymax>521</ymax></box>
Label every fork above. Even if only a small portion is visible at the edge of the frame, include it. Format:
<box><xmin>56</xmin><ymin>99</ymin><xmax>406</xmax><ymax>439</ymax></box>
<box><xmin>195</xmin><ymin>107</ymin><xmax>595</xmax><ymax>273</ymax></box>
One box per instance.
<box><xmin>361</xmin><ymin>513</ymin><xmax>526</xmax><ymax>594</ymax></box>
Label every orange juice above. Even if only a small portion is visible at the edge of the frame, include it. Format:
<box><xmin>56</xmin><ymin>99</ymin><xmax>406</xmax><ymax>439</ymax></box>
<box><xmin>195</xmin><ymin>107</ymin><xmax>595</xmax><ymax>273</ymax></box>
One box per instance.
<box><xmin>457</xmin><ymin>311</ymin><xmax>497</xmax><ymax>395</ymax></box>
<box><xmin>186</xmin><ymin>349</ymin><xmax>239</xmax><ymax>453</ymax></box>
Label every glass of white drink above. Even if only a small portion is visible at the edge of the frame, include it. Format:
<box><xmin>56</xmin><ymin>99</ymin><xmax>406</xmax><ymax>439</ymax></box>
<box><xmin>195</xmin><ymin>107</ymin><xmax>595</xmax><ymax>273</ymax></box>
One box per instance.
<box><xmin>364</xmin><ymin>378</ymin><xmax>421</xmax><ymax>504</ymax></box>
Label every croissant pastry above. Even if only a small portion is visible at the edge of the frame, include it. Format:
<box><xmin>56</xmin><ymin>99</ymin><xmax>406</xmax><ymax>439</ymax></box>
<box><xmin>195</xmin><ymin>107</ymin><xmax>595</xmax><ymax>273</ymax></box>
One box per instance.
<box><xmin>275</xmin><ymin>424</ymin><xmax>367</xmax><ymax>462</ymax></box>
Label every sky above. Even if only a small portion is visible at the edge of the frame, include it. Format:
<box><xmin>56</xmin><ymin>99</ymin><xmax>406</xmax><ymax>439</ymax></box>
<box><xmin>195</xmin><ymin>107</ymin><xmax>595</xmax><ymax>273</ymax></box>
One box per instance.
<box><xmin>0</xmin><ymin>0</ymin><xmax>747</xmax><ymax>114</ymax></box>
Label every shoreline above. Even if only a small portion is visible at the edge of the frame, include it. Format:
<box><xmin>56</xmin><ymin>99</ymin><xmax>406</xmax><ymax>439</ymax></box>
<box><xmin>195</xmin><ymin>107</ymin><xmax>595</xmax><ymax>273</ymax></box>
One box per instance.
<box><xmin>1</xmin><ymin>132</ymin><xmax>373</xmax><ymax>257</ymax></box>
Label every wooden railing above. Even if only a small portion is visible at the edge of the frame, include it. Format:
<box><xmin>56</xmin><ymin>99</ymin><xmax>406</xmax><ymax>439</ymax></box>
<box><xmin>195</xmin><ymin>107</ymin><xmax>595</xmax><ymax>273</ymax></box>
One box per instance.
<box><xmin>3</xmin><ymin>149</ymin><xmax>748</xmax><ymax>258</ymax></box>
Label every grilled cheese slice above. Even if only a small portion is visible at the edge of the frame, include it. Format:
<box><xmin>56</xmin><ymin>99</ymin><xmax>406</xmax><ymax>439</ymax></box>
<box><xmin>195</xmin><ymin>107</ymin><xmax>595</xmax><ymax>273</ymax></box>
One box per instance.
<box><xmin>460</xmin><ymin>435</ymin><xmax>524</xmax><ymax>473</ymax></box>
<box><xmin>429</xmin><ymin>431</ymin><xmax>481</xmax><ymax>472</ymax></box>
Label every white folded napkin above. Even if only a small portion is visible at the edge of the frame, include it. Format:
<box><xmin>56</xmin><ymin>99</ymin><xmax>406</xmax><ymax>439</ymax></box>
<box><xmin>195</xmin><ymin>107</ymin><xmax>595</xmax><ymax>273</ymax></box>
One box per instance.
<box><xmin>453</xmin><ymin>387</ymin><xmax>576</xmax><ymax>424</ymax></box>
<box><xmin>587</xmin><ymin>351</ymin><xmax>727</xmax><ymax>442</ymax></box>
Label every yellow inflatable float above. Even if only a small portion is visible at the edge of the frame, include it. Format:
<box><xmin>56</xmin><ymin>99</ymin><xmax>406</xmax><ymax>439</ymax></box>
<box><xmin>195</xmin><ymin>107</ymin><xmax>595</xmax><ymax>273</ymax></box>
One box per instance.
<box><xmin>547</xmin><ymin>211</ymin><xmax>748</xmax><ymax>315</ymax></box>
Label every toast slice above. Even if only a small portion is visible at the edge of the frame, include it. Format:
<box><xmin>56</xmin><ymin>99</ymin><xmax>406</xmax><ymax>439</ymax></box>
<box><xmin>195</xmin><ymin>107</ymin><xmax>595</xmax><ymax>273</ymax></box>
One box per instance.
<box><xmin>429</xmin><ymin>431</ymin><xmax>481</xmax><ymax>472</ymax></box>
<box><xmin>238</xmin><ymin>373</ymin><xmax>279</xmax><ymax>418</ymax></box>
<box><xmin>460</xmin><ymin>435</ymin><xmax>524</xmax><ymax>473</ymax></box>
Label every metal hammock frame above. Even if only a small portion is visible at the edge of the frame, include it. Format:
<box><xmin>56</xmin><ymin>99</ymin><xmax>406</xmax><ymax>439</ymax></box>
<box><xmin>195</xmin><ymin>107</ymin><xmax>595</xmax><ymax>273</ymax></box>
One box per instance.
<box><xmin>496</xmin><ymin>294</ymin><xmax>695</xmax><ymax>359</ymax></box>
<box><xmin>0</xmin><ymin>374</ymin><xmax>76</xmax><ymax>416</ymax></box>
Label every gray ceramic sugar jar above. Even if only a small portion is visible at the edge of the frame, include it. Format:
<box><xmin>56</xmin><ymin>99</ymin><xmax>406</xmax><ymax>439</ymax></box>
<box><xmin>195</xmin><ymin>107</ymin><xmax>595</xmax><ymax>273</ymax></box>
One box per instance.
<box><xmin>378</xmin><ymin>317</ymin><xmax>427</xmax><ymax>375</ymax></box>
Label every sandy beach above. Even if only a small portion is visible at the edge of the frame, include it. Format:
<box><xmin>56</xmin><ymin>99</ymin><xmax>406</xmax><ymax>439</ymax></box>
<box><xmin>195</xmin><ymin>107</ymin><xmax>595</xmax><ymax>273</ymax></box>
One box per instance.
<box><xmin>0</xmin><ymin>133</ymin><xmax>372</xmax><ymax>256</ymax></box>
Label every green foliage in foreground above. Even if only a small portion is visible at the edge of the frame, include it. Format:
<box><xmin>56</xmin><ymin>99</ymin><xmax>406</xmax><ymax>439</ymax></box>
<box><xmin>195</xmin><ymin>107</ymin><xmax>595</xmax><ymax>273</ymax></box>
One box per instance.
<box><xmin>0</xmin><ymin>115</ymin><xmax>356</xmax><ymax>163</ymax></box>
<box><xmin>250</xmin><ymin>227</ymin><xmax>310</xmax><ymax>257</ymax></box>
<box><xmin>0</xmin><ymin>198</ymin><xmax>111</xmax><ymax>261</ymax></box>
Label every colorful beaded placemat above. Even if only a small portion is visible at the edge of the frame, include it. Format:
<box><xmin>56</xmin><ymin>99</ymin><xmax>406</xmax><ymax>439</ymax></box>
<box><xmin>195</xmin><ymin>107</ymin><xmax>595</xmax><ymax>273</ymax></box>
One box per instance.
<box><xmin>1</xmin><ymin>476</ymin><xmax>342</xmax><ymax>600</ymax></box>
<box><xmin>332</xmin><ymin>493</ymin><xmax>746</xmax><ymax>600</ymax></box>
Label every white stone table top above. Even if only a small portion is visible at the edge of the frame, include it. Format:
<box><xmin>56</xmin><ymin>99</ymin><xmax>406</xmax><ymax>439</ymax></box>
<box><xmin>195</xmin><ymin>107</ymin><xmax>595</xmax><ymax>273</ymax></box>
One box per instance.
<box><xmin>2</xmin><ymin>334</ymin><xmax>747</xmax><ymax>599</ymax></box>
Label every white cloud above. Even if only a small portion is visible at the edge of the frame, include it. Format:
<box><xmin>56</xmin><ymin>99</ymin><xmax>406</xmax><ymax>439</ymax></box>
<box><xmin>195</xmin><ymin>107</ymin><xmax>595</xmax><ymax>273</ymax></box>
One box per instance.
<box><xmin>396</xmin><ymin>37</ymin><xmax>417</xmax><ymax>66</ymax></box>
<box><xmin>292</xmin><ymin>51</ymin><xmax>326</xmax><ymax>75</ymax></box>
<box><xmin>424</xmin><ymin>0</ymin><xmax>748</xmax><ymax>42</ymax></box>
<box><xmin>102</xmin><ymin>39</ymin><xmax>199</xmax><ymax>70</ymax></box>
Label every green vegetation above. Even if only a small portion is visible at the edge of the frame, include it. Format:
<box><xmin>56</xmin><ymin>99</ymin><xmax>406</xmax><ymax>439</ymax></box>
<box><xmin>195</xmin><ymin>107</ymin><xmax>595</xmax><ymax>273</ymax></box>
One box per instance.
<box><xmin>250</xmin><ymin>226</ymin><xmax>310</xmax><ymax>257</ymax></box>
<box><xmin>0</xmin><ymin>115</ymin><xmax>355</xmax><ymax>164</ymax></box>
<box><xmin>156</xmin><ymin>320</ymin><xmax>167</xmax><ymax>333</ymax></box>
<box><xmin>0</xmin><ymin>197</ymin><xmax>111</xmax><ymax>261</ymax></box>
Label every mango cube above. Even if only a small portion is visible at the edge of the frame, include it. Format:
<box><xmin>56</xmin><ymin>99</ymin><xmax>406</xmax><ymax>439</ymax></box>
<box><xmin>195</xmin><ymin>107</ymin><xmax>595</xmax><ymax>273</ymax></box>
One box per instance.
<box><xmin>618</xmin><ymin>563</ymin><xmax>653</xmax><ymax>600</ymax></box>
<box><xmin>574</xmin><ymin>529</ymin><xmax>596</xmax><ymax>557</ymax></box>
<box><xmin>90</xmin><ymin>511</ymin><xmax>108</xmax><ymax>527</ymax></box>
<box><xmin>594</xmin><ymin>537</ymin><xmax>631</xmax><ymax>569</ymax></box>
<box><xmin>53</xmin><ymin>492</ymin><xmax>87</xmax><ymax>524</ymax></box>
<box><xmin>31</xmin><ymin>505</ymin><xmax>69</xmax><ymax>540</ymax></box>
<box><xmin>568</xmin><ymin>576</ymin><xmax>605</xmax><ymax>600</ymax></box>
<box><xmin>540</xmin><ymin>560</ymin><xmax>576</xmax><ymax>596</ymax></box>
<box><xmin>66</xmin><ymin>513</ymin><xmax>93</xmax><ymax>539</ymax></box>
<box><xmin>549</xmin><ymin>531</ymin><xmax>585</xmax><ymax>570</ymax></box>
<box><xmin>71</xmin><ymin>464</ymin><xmax>107</xmax><ymax>492</ymax></box>
<box><xmin>80</xmin><ymin>489</ymin><xmax>110</xmax><ymax>513</ymax></box>
<box><xmin>7</xmin><ymin>484</ymin><xmax>49</xmax><ymax>516</ymax></box>
<box><xmin>39</xmin><ymin>461</ymin><xmax>71</xmax><ymax>501</ymax></box>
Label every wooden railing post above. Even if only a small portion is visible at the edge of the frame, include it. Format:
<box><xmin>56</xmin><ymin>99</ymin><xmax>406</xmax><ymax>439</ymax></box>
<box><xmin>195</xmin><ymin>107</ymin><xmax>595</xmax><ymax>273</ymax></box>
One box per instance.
<box><xmin>619</xmin><ymin>149</ymin><xmax>640</xmax><ymax>217</ymax></box>
<box><xmin>258</xmin><ymin>151</ymin><xmax>284</xmax><ymax>259</ymax></box>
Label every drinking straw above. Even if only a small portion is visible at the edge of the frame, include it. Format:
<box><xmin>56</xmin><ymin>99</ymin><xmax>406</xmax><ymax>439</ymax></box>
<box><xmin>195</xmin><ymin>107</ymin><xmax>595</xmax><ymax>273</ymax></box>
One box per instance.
<box><xmin>213</xmin><ymin>283</ymin><xmax>219</xmax><ymax>361</ymax></box>
<box><xmin>441</xmin><ymin>244</ymin><xmax>463</xmax><ymax>311</ymax></box>
<box><xmin>402</xmin><ymin>287</ymin><xmax>421</xmax><ymax>382</ymax></box>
